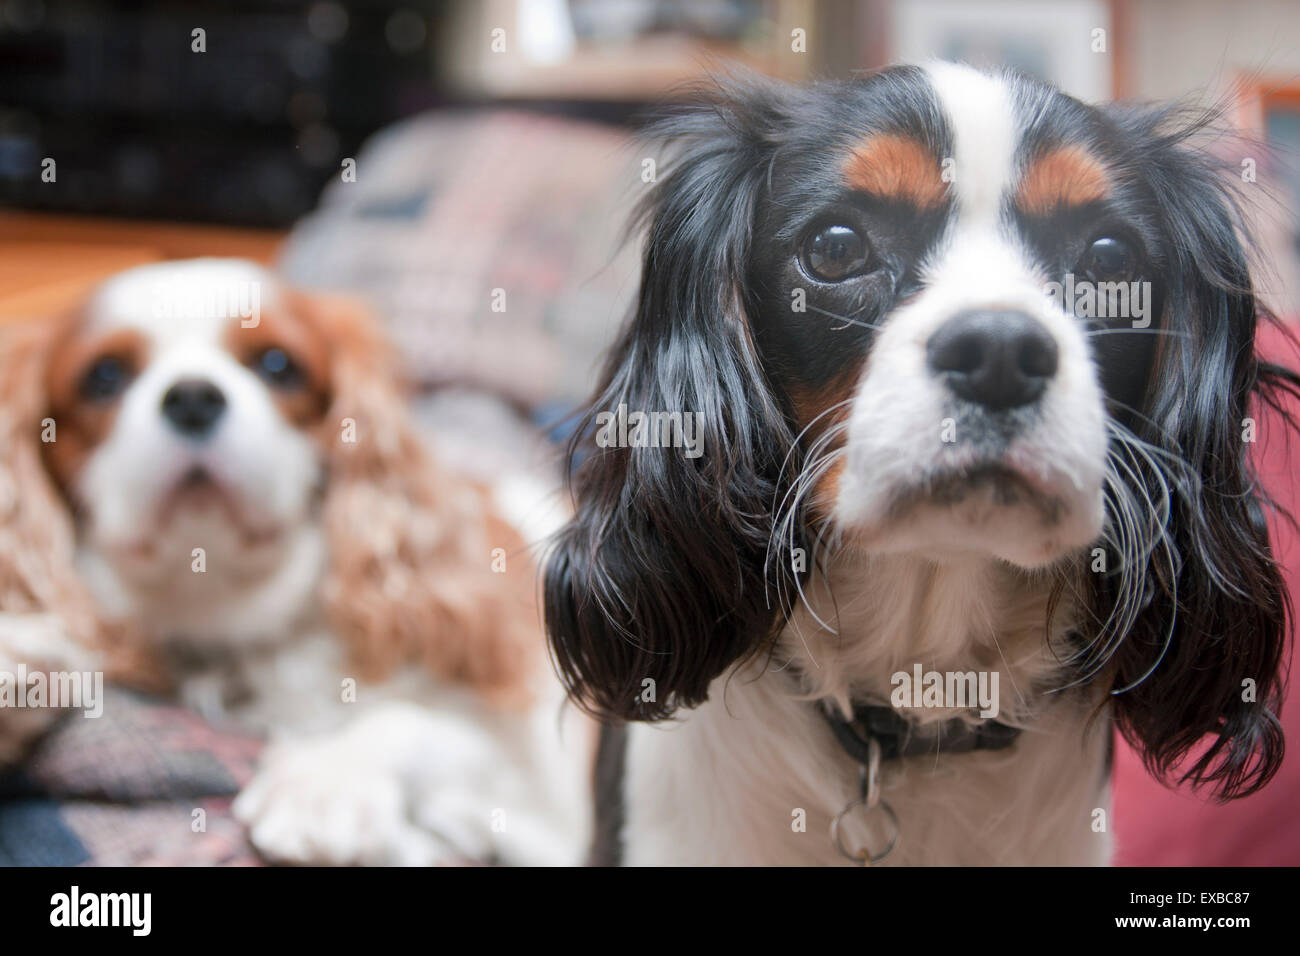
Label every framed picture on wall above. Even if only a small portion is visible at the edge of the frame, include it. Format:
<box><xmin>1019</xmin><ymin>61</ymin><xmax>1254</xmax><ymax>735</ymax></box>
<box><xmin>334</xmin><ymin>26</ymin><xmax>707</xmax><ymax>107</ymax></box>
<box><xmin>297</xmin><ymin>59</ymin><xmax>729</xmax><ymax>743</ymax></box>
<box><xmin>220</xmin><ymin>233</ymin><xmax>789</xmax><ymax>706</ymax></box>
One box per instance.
<box><xmin>890</xmin><ymin>0</ymin><xmax>1113</xmax><ymax>103</ymax></box>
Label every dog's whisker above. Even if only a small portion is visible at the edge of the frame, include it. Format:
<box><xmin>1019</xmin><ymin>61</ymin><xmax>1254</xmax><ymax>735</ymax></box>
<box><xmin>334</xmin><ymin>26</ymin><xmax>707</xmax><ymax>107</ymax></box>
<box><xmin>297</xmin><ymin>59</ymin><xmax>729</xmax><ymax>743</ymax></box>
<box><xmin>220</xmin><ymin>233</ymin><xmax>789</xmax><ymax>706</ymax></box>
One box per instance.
<box><xmin>1083</xmin><ymin>327</ymin><xmax>1189</xmax><ymax>338</ymax></box>
<box><xmin>803</xmin><ymin>302</ymin><xmax>883</xmax><ymax>332</ymax></box>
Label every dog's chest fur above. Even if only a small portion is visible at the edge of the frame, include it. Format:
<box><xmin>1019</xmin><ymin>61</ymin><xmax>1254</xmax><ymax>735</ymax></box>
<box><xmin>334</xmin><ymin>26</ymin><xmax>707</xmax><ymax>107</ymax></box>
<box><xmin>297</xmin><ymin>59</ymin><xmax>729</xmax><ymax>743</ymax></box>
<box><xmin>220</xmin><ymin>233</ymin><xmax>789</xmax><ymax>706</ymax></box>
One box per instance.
<box><xmin>621</xmin><ymin>554</ymin><xmax>1112</xmax><ymax>864</ymax></box>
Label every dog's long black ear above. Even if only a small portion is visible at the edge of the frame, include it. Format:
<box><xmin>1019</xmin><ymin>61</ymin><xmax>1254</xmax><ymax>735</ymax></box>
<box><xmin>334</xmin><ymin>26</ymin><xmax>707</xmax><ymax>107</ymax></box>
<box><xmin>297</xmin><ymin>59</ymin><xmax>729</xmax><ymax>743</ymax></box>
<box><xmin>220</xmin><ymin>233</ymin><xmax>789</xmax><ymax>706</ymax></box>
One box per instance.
<box><xmin>545</xmin><ymin>81</ymin><xmax>796</xmax><ymax>721</ymax></box>
<box><xmin>1100</xmin><ymin>105</ymin><xmax>1299</xmax><ymax>798</ymax></box>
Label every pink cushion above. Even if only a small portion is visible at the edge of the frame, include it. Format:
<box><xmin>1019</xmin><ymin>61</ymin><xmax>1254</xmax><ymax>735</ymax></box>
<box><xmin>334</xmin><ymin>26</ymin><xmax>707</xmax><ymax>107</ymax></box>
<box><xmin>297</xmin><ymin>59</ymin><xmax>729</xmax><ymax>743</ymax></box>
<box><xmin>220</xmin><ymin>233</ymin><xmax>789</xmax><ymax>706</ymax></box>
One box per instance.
<box><xmin>1112</xmin><ymin>320</ymin><xmax>1300</xmax><ymax>866</ymax></box>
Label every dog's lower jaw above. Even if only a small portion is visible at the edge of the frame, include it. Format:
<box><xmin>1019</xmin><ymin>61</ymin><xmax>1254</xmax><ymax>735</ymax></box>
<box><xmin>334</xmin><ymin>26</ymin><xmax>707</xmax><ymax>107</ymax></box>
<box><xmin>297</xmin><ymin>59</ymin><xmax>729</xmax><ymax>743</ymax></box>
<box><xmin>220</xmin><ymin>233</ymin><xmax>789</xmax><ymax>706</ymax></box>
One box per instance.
<box><xmin>620</xmin><ymin>667</ymin><xmax>1112</xmax><ymax>865</ymax></box>
<box><xmin>75</xmin><ymin>521</ymin><xmax>325</xmax><ymax>649</ymax></box>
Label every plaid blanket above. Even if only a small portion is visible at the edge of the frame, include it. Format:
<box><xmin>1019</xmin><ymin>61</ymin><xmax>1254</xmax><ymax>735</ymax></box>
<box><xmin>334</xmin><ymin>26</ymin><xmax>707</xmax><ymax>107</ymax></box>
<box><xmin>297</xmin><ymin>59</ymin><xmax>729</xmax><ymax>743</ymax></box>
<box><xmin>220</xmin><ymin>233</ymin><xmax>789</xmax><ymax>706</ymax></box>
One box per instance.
<box><xmin>0</xmin><ymin>688</ymin><xmax>263</xmax><ymax>866</ymax></box>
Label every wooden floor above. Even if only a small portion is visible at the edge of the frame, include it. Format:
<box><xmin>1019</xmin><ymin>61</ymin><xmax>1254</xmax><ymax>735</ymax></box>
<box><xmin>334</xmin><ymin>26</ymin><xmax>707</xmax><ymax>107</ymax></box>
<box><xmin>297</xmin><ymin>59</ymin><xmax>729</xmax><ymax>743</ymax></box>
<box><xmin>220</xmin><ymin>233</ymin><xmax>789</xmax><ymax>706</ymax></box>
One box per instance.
<box><xmin>0</xmin><ymin>212</ymin><xmax>285</xmax><ymax>323</ymax></box>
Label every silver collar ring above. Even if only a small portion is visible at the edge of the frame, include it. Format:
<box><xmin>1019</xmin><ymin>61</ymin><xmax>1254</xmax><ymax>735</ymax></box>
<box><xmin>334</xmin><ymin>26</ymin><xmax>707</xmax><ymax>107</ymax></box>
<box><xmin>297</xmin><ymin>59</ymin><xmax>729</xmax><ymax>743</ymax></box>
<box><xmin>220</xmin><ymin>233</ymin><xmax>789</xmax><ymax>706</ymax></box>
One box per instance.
<box><xmin>829</xmin><ymin>737</ymin><xmax>900</xmax><ymax>865</ymax></box>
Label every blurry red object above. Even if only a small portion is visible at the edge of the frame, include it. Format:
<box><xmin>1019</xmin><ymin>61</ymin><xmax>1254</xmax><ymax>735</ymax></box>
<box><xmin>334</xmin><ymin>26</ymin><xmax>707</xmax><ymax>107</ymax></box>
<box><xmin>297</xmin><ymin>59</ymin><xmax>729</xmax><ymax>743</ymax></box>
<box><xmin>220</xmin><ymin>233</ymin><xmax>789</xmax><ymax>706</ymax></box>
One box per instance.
<box><xmin>1112</xmin><ymin>319</ymin><xmax>1300</xmax><ymax>866</ymax></box>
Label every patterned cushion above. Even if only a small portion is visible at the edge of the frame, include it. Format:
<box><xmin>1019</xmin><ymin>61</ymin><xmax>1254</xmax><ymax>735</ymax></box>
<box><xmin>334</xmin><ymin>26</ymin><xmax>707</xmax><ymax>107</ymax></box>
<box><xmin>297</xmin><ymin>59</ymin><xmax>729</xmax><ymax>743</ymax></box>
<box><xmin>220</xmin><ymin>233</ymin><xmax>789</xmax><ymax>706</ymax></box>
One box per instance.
<box><xmin>279</xmin><ymin>110</ymin><xmax>641</xmax><ymax>407</ymax></box>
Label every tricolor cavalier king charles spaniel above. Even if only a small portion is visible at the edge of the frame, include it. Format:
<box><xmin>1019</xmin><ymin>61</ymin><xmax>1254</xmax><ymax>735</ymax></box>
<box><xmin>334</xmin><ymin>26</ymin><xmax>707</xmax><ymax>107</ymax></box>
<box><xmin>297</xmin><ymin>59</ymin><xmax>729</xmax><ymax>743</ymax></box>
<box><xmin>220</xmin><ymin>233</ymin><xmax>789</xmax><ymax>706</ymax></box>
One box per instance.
<box><xmin>545</xmin><ymin>63</ymin><xmax>1298</xmax><ymax>865</ymax></box>
<box><xmin>0</xmin><ymin>259</ymin><xmax>592</xmax><ymax>866</ymax></box>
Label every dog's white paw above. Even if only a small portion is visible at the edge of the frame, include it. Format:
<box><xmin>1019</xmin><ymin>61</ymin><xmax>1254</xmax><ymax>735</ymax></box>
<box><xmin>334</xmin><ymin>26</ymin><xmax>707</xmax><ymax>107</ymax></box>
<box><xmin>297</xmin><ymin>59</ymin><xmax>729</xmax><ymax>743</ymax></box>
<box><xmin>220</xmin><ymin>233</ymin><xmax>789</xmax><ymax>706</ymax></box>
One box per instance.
<box><xmin>233</xmin><ymin>740</ymin><xmax>467</xmax><ymax>867</ymax></box>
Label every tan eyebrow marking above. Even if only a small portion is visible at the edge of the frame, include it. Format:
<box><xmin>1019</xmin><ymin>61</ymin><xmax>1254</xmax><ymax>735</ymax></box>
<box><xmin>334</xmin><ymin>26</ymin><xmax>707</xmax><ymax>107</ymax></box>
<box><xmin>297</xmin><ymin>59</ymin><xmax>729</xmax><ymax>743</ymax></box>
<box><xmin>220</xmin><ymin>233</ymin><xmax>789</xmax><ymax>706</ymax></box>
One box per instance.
<box><xmin>222</xmin><ymin>301</ymin><xmax>332</xmax><ymax>427</ymax></box>
<box><xmin>1016</xmin><ymin>145</ymin><xmax>1111</xmax><ymax>215</ymax></box>
<box><xmin>842</xmin><ymin>133</ymin><xmax>947</xmax><ymax>209</ymax></box>
<box><xmin>42</xmin><ymin>322</ymin><xmax>150</xmax><ymax>493</ymax></box>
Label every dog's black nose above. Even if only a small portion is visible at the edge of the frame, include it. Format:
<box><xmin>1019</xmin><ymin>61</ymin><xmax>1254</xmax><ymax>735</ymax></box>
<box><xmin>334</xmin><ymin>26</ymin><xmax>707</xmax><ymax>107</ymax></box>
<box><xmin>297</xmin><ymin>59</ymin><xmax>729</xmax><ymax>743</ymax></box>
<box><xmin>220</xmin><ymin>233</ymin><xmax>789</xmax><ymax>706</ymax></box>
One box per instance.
<box><xmin>161</xmin><ymin>379</ymin><xmax>227</xmax><ymax>438</ymax></box>
<box><xmin>926</xmin><ymin>310</ymin><xmax>1059</xmax><ymax>410</ymax></box>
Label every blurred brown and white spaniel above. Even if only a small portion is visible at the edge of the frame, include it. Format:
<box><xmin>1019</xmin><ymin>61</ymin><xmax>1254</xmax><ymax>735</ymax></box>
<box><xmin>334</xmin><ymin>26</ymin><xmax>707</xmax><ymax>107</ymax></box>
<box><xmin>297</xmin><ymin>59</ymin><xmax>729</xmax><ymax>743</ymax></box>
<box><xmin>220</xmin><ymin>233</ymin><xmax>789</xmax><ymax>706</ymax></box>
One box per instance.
<box><xmin>0</xmin><ymin>258</ymin><xmax>591</xmax><ymax>865</ymax></box>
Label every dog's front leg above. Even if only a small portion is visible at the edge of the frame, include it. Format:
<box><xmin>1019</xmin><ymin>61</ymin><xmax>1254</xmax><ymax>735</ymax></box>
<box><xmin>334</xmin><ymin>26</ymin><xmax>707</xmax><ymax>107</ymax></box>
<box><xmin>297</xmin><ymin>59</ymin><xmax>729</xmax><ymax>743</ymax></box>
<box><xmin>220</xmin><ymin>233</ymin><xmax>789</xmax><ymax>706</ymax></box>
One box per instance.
<box><xmin>234</xmin><ymin>698</ymin><xmax>589</xmax><ymax>866</ymax></box>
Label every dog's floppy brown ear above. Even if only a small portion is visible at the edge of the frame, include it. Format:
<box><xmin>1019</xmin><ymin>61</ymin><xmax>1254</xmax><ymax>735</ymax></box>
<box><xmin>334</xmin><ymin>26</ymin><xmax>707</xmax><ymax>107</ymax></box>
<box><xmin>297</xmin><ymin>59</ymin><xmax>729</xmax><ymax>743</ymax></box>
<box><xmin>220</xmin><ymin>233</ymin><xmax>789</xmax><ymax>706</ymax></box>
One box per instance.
<box><xmin>0</xmin><ymin>318</ymin><xmax>105</xmax><ymax>651</ymax></box>
<box><xmin>288</xmin><ymin>290</ymin><xmax>539</xmax><ymax>706</ymax></box>
<box><xmin>0</xmin><ymin>316</ymin><xmax>168</xmax><ymax>696</ymax></box>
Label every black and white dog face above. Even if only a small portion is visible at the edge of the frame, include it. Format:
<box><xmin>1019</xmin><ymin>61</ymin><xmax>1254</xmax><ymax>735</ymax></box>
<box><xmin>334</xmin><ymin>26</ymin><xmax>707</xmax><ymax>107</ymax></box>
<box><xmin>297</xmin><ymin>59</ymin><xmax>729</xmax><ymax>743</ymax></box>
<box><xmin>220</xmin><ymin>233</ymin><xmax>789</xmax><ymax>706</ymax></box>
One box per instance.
<box><xmin>748</xmin><ymin>61</ymin><xmax>1145</xmax><ymax>568</ymax></box>
<box><xmin>546</xmin><ymin>63</ymin><xmax>1296</xmax><ymax>798</ymax></box>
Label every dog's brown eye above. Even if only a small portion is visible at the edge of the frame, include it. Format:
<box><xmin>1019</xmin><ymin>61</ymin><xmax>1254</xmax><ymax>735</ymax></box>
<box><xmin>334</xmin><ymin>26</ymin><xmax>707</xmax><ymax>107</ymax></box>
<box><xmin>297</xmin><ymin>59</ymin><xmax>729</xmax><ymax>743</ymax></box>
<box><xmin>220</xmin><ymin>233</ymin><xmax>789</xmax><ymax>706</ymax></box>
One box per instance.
<box><xmin>804</xmin><ymin>225</ymin><xmax>870</xmax><ymax>281</ymax></box>
<box><xmin>1081</xmin><ymin>236</ymin><xmax>1135</xmax><ymax>281</ymax></box>
<box><xmin>252</xmin><ymin>347</ymin><xmax>303</xmax><ymax>389</ymax></box>
<box><xmin>80</xmin><ymin>356</ymin><xmax>132</xmax><ymax>402</ymax></box>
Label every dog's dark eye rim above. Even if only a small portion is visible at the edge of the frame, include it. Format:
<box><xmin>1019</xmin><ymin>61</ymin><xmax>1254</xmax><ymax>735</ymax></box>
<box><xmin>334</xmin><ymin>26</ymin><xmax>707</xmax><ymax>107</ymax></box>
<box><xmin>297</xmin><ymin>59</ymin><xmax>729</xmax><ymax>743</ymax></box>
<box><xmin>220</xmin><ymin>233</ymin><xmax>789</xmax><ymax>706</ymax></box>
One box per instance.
<box><xmin>78</xmin><ymin>354</ymin><xmax>134</xmax><ymax>402</ymax></box>
<box><xmin>248</xmin><ymin>346</ymin><xmax>304</xmax><ymax>388</ymax></box>
<box><xmin>799</xmin><ymin>222</ymin><xmax>874</xmax><ymax>282</ymax></box>
<box><xmin>1078</xmin><ymin>233</ymin><xmax>1142</xmax><ymax>281</ymax></box>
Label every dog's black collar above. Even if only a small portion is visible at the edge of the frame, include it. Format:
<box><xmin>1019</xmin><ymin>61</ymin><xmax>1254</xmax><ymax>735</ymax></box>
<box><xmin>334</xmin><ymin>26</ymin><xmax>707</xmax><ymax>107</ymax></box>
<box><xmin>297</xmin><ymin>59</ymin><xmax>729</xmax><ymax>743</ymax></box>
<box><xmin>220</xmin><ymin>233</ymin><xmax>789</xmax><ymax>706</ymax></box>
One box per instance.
<box><xmin>821</xmin><ymin>701</ymin><xmax>1021</xmax><ymax>763</ymax></box>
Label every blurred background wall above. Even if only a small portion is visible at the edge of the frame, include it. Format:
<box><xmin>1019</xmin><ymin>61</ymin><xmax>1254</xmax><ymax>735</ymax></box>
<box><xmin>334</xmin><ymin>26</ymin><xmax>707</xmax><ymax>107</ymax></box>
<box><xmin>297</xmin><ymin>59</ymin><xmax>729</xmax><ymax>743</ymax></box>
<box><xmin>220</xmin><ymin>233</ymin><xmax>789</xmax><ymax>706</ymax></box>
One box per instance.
<box><xmin>2</xmin><ymin>1</ymin><xmax>1297</xmax><ymax>307</ymax></box>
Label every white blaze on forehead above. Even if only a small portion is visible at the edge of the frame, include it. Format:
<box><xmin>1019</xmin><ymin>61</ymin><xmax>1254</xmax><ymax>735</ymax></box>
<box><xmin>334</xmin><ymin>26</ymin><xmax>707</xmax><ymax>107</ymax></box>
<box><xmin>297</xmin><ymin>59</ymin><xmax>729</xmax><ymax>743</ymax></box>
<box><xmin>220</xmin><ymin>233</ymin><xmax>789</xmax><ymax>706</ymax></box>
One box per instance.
<box><xmin>89</xmin><ymin>258</ymin><xmax>279</xmax><ymax>345</ymax></box>
<box><xmin>831</xmin><ymin>63</ymin><xmax>1108</xmax><ymax>567</ymax></box>
<box><xmin>923</xmin><ymin>62</ymin><xmax>1019</xmax><ymax>226</ymax></box>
